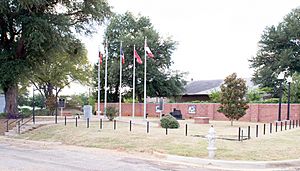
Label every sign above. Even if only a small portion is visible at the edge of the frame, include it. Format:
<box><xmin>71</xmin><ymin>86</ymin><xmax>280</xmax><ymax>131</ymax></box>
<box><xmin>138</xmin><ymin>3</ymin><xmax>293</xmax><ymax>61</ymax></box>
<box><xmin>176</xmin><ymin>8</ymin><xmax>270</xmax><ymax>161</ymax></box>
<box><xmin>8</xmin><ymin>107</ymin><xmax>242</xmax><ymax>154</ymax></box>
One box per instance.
<box><xmin>83</xmin><ymin>105</ymin><xmax>92</xmax><ymax>119</ymax></box>
<box><xmin>155</xmin><ymin>105</ymin><xmax>161</xmax><ymax>113</ymax></box>
<box><xmin>58</xmin><ymin>98</ymin><xmax>65</xmax><ymax>108</ymax></box>
<box><xmin>188</xmin><ymin>105</ymin><xmax>196</xmax><ymax>114</ymax></box>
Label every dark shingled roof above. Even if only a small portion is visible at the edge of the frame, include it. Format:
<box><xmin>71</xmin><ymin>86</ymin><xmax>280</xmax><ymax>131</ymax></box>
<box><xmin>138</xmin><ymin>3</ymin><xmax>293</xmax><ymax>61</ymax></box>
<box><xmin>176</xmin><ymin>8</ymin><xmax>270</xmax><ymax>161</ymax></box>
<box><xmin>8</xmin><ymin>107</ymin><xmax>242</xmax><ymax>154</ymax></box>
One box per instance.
<box><xmin>184</xmin><ymin>80</ymin><xmax>223</xmax><ymax>95</ymax></box>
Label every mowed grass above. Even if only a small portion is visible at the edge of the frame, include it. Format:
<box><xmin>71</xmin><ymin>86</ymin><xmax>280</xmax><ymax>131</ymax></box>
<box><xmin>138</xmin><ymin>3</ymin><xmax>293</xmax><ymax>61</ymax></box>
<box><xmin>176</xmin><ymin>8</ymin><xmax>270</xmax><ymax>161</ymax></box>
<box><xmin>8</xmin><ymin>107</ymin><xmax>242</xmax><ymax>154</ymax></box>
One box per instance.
<box><xmin>17</xmin><ymin>117</ymin><xmax>300</xmax><ymax>161</ymax></box>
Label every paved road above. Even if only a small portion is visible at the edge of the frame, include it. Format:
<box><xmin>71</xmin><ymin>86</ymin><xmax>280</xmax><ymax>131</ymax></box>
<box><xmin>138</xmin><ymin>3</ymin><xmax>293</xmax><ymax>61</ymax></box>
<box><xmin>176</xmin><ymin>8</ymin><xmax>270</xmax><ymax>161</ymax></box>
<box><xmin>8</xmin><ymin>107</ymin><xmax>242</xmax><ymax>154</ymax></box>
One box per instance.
<box><xmin>0</xmin><ymin>138</ymin><xmax>217</xmax><ymax>171</ymax></box>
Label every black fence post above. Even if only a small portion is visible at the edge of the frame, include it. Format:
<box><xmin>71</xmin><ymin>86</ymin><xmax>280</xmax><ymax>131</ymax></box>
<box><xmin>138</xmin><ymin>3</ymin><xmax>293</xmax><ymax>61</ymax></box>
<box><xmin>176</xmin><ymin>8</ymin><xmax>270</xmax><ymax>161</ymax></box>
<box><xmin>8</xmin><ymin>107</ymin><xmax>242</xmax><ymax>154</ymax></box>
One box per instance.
<box><xmin>238</xmin><ymin>127</ymin><xmax>241</xmax><ymax>141</ymax></box>
<box><xmin>248</xmin><ymin>126</ymin><xmax>250</xmax><ymax>139</ymax></box>
<box><xmin>114</xmin><ymin>120</ymin><xmax>116</xmax><ymax>130</ymax></box>
<box><xmin>55</xmin><ymin>114</ymin><xmax>57</xmax><ymax>124</ymax></box>
<box><xmin>6</xmin><ymin>121</ymin><xmax>8</xmax><ymax>132</ymax></box>
<box><xmin>147</xmin><ymin>121</ymin><xmax>149</xmax><ymax>133</ymax></box>
<box><xmin>185</xmin><ymin>124</ymin><xmax>188</xmax><ymax>136</ymax></box>
<box><xmin>270</xmin><ymin>123</ymin><xmax>272</xmax><ymax>133</ymax></box>
<box><xmin>296</xmin><ymin>120</ymin><xmax>298</xmax><ymax>127</ymax></box>
<box><xmin>17</xmin><ymin>121</ymin><xmax>20</xmax><ymax>134</ymax></box>
<box><xmin>75</xmin><ymin>117</ymin><xmax>78</xmax><ymax>127</ymax></box>
<box><xmin>87</xmin><ymin>118</ymin><xmax>89</xmax><ymax>128</ymax></box>
<box><xmin>64</xmin><ymin>116</ymin><xmax>66</xmax><ymax>126</ymax></box>
<box><xmin>166</xmin><ymin>127</ymin><xmax>168</xmax><ymax>135</ymax></box>
<box><xmin>256</xmin><ymin>125</ymin><xmax>258</xmax><ymax>137</ymax></box>
<box><xmin>129</xmin><ymin>120</ymin><xmax>132</xmax><ymax>132</ymax></box>
<box><xmin>276</xmin><ymin>122</ymin><xmax>278</xmax><ymax>132</ymax></box>
<box><xmin>285</xmin><ymin>121</ymin><xmax>287</xmax><ymax>130</ymax></box>
<box><xmin>263</xmin><ymin>124</ymin><xmax>266</xmax><ymax>135</ymax></box>
<box><xmin>280</xmin><ymin>121</ymin><xmax>283</xmax><ymax>131</ymax></box>
<box><xmin>293</xmin><ymin>120</ymin><xmax>295</xmax><ymax>128</ymax></box>
<box><xmin>289</xmin><ymin>120</ymin><xmax>292</xmax><ymax>129</ymax></box>
<box><xmin>100</xmin><ymin>119</ymin><xmax>103</xmax><ymax>129</ymax></box>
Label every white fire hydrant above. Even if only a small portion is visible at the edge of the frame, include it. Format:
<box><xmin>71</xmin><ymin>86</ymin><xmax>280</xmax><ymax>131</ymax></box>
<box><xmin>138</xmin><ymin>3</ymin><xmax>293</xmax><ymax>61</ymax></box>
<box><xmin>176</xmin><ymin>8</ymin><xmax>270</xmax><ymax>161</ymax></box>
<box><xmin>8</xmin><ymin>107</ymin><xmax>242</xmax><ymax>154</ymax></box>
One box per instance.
<box><xmin>206</xmin><ymin>125</ymin><xmax>217</xmax><ymax>159</ymax></box>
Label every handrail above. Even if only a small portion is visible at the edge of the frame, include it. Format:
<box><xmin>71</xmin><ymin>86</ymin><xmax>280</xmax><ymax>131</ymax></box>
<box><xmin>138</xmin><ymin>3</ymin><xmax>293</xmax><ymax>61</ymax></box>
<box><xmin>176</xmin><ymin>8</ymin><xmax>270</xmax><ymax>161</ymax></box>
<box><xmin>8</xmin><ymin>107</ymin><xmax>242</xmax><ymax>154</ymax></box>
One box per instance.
<box><xmin>20</xmin><ymin>117</ymin><xmax>33</xmax><ymax>127</ymax></box>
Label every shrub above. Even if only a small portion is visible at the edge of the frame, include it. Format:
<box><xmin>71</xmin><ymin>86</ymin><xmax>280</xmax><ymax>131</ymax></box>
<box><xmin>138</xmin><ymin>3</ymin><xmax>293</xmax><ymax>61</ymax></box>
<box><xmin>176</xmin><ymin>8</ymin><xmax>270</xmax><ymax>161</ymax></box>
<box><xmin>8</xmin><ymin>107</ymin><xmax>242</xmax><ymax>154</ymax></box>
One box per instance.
<box><xmin>106</xmin><ymin>106</ymin><xmax>118</xmax><ymax>121</ymax></box>
<box><xmin>35</xmin><ymin>109</ymin><xmax>50</xmax><ymax>116</ymax></box>
<box><xmin>0</xmin><ymin>112</ymin><xmax>7</xmax><ymax>119</ymax></box>
<box><xmin>160</xmin><ymin>114</ymin><xmax>180</xmax><ymax>129</ymax></box>
<box><xmin>20</xmin><ymin>108</ymin><xmax>32</xmax><ymax>118</ymax></box>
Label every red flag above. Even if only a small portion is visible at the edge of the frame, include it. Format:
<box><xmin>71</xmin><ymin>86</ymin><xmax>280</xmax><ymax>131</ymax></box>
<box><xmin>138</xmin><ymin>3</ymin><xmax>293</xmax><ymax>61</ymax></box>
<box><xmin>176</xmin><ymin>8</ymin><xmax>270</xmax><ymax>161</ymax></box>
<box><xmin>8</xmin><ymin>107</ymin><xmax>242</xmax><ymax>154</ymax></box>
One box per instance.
<box><xmin>145</xmin><ymin>42</ymin><xmax>154</xmax><ymax>58</ymax></box>
<box><xmin>121</xmin><ymin>48</ymin><xmax>125</xmax><ymax>64</ymax></box>
<box><xmin>99</xmin><ymin>52</ymin><xmax>103</xmax><ymax>64</ymax></box>
<box><xmin>134</xmin><ymin>49</ymin><xmax>143</xmax><ymax>64</ymax></box>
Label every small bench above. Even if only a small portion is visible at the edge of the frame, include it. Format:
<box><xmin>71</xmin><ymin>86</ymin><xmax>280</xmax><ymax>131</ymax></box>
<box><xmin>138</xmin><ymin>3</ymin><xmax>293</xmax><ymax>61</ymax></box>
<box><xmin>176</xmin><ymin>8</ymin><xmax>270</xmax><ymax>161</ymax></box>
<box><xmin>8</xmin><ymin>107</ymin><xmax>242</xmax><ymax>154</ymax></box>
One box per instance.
<box><xmin>194</xmin><ymin>117</ymin><xmax>209</xmax><ymax>124</ymax></box>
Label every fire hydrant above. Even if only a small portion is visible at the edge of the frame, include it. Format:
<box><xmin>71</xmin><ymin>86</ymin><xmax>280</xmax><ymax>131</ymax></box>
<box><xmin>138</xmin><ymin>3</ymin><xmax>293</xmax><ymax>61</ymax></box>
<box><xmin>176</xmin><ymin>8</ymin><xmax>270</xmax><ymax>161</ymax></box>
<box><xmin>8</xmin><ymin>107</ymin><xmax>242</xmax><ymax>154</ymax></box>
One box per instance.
<box><xmin>206</xmin><ymin>125</ymin><xmax>217</xmax><ymax>159</ymax></box>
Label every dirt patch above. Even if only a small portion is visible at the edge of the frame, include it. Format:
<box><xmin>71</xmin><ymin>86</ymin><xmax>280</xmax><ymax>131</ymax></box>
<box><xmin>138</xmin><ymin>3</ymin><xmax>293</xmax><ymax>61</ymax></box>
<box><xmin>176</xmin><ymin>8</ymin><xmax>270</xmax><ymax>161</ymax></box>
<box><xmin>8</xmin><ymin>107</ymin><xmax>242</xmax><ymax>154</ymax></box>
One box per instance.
<box><xmin>0</xmin><ymin>119</ymin><xmax>15</xmax><ymax>135</ymax></box>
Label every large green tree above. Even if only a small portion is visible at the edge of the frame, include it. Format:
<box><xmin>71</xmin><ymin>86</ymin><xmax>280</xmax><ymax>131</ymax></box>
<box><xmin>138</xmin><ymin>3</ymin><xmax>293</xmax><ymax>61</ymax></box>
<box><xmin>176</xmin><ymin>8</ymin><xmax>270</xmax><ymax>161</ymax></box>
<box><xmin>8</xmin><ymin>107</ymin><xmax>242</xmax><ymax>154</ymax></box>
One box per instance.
<box><xmin>218</xmin><ymin>73</ymin><xmax>249</xmax><ymax>126</ymax></box>
<box><xmin>250</xmin><ymin>8</ymin><xmax>300</xmax><ymax>89</ymax></box>
<box><xmin>92</xmin><ymin>12</ymin><xmax>186</xmax><ymax>102</ymax></box>
<box><xmin>0</xmin><ymin>0</ymin><xmax>111</xmax><ymax>116</ymax></box>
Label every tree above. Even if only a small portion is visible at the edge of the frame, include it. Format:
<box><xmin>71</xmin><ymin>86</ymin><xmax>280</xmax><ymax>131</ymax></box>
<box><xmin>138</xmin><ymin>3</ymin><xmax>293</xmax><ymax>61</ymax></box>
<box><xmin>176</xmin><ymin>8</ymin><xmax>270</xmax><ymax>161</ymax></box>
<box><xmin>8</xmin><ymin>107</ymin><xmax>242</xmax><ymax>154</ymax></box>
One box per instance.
<box><xmin>0</xmin><ymin>0</ymin><xmax>111</xmax><ymax>117</ymax></box>
<box><xmin>250</xmin><ymin>8</ymin><xmax>300</xmax><ymax>89</ymax></box>
<box><xmin>92</xmin><ymin>12</ymin><xmax>186</xmax><ymax>102</ymax></box>
<box><xmin>218</xmin><ymin>73</ymin><xmax>249</xmax><ymax>126</ymax></box>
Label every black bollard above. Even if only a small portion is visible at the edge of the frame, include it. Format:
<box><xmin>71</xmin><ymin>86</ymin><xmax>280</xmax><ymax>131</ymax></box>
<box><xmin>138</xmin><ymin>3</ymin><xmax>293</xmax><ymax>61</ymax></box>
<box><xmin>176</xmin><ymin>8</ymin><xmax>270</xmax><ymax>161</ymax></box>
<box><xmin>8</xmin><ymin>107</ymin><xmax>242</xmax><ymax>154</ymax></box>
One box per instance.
<box><xmin>129</xmin><ymin>120</ymin><xmax>132</xmax><ymax>132</ymax></box>
<box><xmin>185</xmin><ymin>124</ymin><xmax>188</xmax><ymax>136</ymax></box>
<box><xmin>270</xmin><ymin>123</ymin><xmax>272</xmax><ymax>134</ymax></box>
<box><xmin>100</xmin><ymin>119</ymin><xmax>103</xmax><ymax>129</ymax></box>
<box><xmin>166</xmin><ymin>127</ymin><xmax>168</xmax><ymax>135</ymax></box>
<box><xmin>64</xmin><ymin>116</ymin><xmax>66</xmax><ymax>126</ymax></box>
<box><xmin>248</xmin><ymin>126</ymin><xmax>251</xmax><ymax>139</ymax></box>
<box><xmin>293</xmin><ymin>120</ymin><xmax>295</xmax><ymax>128</ymax></box>
<box><xmin>87</xmin><ymin>118</ymin><xmax>89</xmax><ymax>128</ymax></box>
<box><xmin>6</xmin><ymin>121</ymin><xmax>8</xmax><ymax>132</ymax></box>
<box><xmin>241</xmin><ymin>130</ymin><xmax>243</xmax><ymax>142</ymax></box>
<box><xmin>147</xmin><ymin>121</ymin><xmax>149</xmax><ymax>133</ymax></box>
<box><xmin>263</xmin><ymin>124</ymin><xmax>266</xmax><ymax>135</ymax></box>
<box><xmin>55</xmin><ymin>114</ymin><xmax>57</xmax><ymax>124</ymax></box>
<box><xmin>256</xmin><ymin>125</ymin><xmax>258</xmax><ymax>137</ymax></box>
<box><xmin>114</xmin><ymin>120</ymin><xmax>116</xmax><ymax>130</ymax></box>
<box><xmin>296</xmin><ymin>120</ymin><xmax>298</xmax><ymax>127</ymax></box>
<box><xmin>75</xmin><ymin>117</ymin><xmax>78</xmax><ymax>127</ymax></box>
<box><xmin>289</xmin><ymin>120</ymin><xmax>292</xmax><ymax>129</ymax></box>
<box><xmin>238</xmin><ymin>127</ymin><xmax>241</xmax><ymax>141</ymax></box>
<box><xmin>276</xmin><ymin>122</ymin><xmax>278</xmax><ymax>132</ymax></box>
<box><xmin>280</xmin><ymin>122</ymin><xmax>283</xmax><ymax>131</ymax></box>
<box><xmin>285</xmin><ymin>121</ymin><xmax>287</xmax><ymax>130</ymax></box>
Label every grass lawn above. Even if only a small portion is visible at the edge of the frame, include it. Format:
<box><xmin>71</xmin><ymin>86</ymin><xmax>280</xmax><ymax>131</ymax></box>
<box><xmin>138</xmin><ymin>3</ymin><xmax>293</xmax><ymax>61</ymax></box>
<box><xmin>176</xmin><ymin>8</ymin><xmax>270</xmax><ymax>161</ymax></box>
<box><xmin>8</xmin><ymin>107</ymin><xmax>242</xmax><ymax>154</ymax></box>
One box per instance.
<box><xmin>16</xmin><ymin>117</ymin><xmax>300</xmax><ymax>161</ymax></box>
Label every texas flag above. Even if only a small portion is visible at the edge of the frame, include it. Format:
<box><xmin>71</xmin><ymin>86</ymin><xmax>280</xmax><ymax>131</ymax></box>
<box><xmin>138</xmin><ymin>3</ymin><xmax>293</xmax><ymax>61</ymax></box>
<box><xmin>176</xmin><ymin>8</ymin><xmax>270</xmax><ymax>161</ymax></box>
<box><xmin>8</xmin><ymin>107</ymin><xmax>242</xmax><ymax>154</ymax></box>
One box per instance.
<box><xmin>145</xmin><ymin>42</ymin><xmax>154</xmax><ymax>58</ymax></box>
<box><xmin>121</xmin><ymin>48</ymin><xmax>125</xmax><ymax>64</ymax></box>
<box><xmin>134</xmin><ymin>49</ymin><xmax>143</xmax><ymax>64</ymax></box>
<box><xmin>99</xmin><ymin>51</ymin><xmax>103</xmax><ymax>64</ymax></box>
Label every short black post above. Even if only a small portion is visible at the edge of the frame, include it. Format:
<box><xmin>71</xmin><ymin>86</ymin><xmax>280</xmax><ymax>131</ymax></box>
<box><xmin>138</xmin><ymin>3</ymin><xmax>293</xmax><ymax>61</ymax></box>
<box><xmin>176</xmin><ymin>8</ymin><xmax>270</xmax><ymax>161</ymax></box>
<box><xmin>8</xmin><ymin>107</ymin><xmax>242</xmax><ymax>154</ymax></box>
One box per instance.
<box><xmin>256</xmin><ymin>125</ymin><xmax>258</xmax><ymax>137</ymax></box>
<box><xmin>129</xmin><ymin>120</ymin><xmax>132</xmax><ymax>132</ymax></box>
<box><xmin>270</xmin><ymin>123</ymin><xmax>272</xmax><ymax>133</ymax></box>
<box><xmin>285</xmin><ymin>121</ymin><xmax>287</xmax><ymax>130</ymax></box>
<box><xmin>55</xmin><ymin>114</ymin><xmax>57</xmax><ymax>124</ymax></box>
<box><xmin>147</xmin><ymin>121</ymin><xmax>149</xmax><ymax>133</ymax></box>
<box><xmin>263</xmin><ymin>124</ymin><xmax>266</xmax><ymax>135</ymax></box>
<box><xmin>100</xmin><ymin>119</ymin><xmax>103</xmax><ymax>129</ymax></box>
<box><xmin>248</xmin><ymin>126</ymin><xmax>250</xmax><ymax>139</ymax></box>
<box><xmin>17</xmin><ymin>121</ymin><xmax>20</xmax><ymax>134</ymax></box>
<box><xmin>293</xmin><ymin>120</ymin><xmax>295</xmax><ymax>128</ymax></box>
<box><xmin>280</xmin><ymin>121</ymin><xmax>283</xmax><ymax>131</ymax></box>
<box><xmin>238</xmin><ymin>127</ymin><xmax>241</xmax><ymax>141</ymax></box>
<box><xmin>296</xmin><ymin>120</ymin><xmax>298</xmax><ymax>127</ymax></box>
<box><xmin>87</xmin><ymin>118</ymin><xmax>89</xmax><ymax>128</ymax></box>
<box><xmin>6</xmin><ymin>121</ymin><xmax>8</xmax><ymax>132</ymax></box>
<box><xmin>276</xmin><ymin>122</ymin><xmax>278</xmax><ymax>132</ymax></box>
<box><xmin>75</xmin><ymin>117</ymin><xmax>78</xmax><ymax>127</ymax></box>
<box><xmin>289</xmin><ymin>120</ymin><xmax>292</xmax><ymax>129</ymax></box>
<box><xmin>185</xmin><ymin>124</ymin><xmax>188</xmax><ymax>136</ymax></box>
<box><xmin>114</xmin><ymin>120</ymin><xmax>116</xmax><ymax>130</ymax></box>
<box><xmin>64</xmin><ymin>116</ymin><xmax>66</xmax><ymax>126</ymax></box>
<box><xmin>166</xmin><ymin>127</ymin><xmax>168</xmax><ymax>135</ymax></box>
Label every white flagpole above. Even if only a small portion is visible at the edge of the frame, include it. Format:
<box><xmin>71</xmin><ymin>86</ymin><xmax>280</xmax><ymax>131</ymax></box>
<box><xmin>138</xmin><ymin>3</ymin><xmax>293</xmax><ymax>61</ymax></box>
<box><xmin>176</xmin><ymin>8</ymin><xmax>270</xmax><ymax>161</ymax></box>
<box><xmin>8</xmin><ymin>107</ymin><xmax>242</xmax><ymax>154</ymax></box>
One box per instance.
<box><xmin>97</xmin><ymin>50</ymin><xmax>101</xmax><ymax>118</ymax></box>
<box><xmin>119</xmin><ymin>42</ymin><xmax>122</xmax><ymax>118</ymax></box>
<box><xmin>143</xmin><ymin>37</ymin><xmax>147</xmax><ymax>120</ymax></box>
<box><xmin>132</xmin><ymin>45</ymin><xmax>136</xmax><ymax>119</ymax></box>
<box><xmin>104</xmin><ymin>39</ymin><xmax>108</xmax><ymax>117</ymax></box>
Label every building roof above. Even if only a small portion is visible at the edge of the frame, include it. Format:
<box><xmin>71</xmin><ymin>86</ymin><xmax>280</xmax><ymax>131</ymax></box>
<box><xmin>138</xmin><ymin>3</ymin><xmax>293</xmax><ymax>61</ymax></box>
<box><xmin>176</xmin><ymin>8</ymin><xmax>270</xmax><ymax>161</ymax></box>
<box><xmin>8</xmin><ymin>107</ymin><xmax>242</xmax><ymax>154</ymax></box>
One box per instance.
<box><xmin>183</xmin><ymin>78</ymin><xmax>256</xmax><ymax>95</ymax></box>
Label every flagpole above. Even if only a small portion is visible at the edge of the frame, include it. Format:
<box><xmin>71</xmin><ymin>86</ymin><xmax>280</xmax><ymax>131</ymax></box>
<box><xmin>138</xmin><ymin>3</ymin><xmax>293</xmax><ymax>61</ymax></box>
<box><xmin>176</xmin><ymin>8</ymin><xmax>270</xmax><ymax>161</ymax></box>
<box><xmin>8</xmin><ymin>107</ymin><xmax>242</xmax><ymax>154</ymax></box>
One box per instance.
<box><xmin>97</xmin><ymin>50</ymin><xmax>101</xmax><ymax>118</ymax></box>
<box><xmin>132</xmin><ymin>45</ymin><xmax>136</xmax><ymax>119</ymax></box>
<box><xmin>104</xmin><ymin>39</ymin><xmax>108</xmax><ymax>117</ymax></box>
<box><xmin>143</xmin><ymin>37</ymin><xmax>147</xmax><ymax>120</ymax></box>
<box><xmin>119</xmin><ymin>42</ymin><xmax>122</xmax><ymax>118</ymax></box>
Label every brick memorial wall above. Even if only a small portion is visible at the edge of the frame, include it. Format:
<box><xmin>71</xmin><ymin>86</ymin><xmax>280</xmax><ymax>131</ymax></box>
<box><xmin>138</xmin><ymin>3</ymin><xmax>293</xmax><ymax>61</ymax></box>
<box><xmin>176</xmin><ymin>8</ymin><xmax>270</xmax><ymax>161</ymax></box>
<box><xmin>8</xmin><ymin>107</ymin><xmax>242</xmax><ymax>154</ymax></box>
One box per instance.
<box><xmin>95</xmin><ymin>103</ymin><xmax>300</xmax><ymax>122</ymax></box>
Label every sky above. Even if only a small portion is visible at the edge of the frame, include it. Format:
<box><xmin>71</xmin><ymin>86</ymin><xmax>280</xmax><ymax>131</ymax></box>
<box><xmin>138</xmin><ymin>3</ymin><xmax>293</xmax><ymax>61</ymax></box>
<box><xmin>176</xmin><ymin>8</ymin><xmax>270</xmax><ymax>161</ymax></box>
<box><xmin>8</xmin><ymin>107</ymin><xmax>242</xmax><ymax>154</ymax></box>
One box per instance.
<box><xmin>62</xmin><ymin>0</ymin><xmax>300</xmax><ymax>95</ymax></box>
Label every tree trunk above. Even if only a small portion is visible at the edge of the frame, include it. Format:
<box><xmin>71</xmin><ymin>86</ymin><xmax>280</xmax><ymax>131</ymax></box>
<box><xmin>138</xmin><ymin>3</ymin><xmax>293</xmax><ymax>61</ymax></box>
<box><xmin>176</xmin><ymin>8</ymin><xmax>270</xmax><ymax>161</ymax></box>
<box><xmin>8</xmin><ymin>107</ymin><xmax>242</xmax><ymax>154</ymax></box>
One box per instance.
<box><xmin>4</xmin><ymin>84</ymin><xmax>19</xmax><ymax>118</ymax></box>
<box><xmin>231</xmin><ymin>119</ymin><xmax>233</xmax><ymax>126</ymax></box>
<box><xmin>138</xmin><ymin>94</ymin><xmax>143</xmax><ymax>103</ymax></box>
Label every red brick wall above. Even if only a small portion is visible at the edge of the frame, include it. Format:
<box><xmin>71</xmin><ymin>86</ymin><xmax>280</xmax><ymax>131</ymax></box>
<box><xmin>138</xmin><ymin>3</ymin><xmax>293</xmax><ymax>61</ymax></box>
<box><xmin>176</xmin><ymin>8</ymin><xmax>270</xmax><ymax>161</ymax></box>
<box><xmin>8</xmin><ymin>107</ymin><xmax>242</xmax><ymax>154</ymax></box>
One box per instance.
<box><xmin>95</xmin><ymin>103</ymin><xmax>300</xmax><ymax>122</ymax></box>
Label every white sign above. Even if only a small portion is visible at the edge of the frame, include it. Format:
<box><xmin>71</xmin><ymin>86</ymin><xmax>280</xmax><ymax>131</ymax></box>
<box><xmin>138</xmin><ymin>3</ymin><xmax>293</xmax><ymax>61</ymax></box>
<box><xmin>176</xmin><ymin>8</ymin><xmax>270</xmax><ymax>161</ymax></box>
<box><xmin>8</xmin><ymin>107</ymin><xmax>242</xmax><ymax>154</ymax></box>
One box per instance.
<box><xmin>155</xmin><ymin>105</ymin><xmax>161</xmax><ymax>113</ymax></box>
<box><xmin>83</xmin><ymin>105</ymin><xmax>92</xmax><ymax>119</ymax></box>
<box><xmin>188</xmin><ymin>105</ymin><xmax>196</xmax><ymax>114</ymax></box>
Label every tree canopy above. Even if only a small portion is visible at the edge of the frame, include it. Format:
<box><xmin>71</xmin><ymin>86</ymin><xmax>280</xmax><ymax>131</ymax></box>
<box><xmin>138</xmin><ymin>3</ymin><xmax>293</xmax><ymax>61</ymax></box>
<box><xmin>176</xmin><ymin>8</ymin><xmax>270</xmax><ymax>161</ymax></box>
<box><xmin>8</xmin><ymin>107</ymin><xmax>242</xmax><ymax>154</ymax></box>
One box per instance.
<box><xmin>250</xmin><ymin>8</ymin><xmax>300</xmax><ymax>88</ymax></box>
<box><xmin>92</xmin><ymin>12</ymin><xmax>186</xmax><ymax>102</ymax></box>
<box><xmin>0</xmin><ymin>0</ymin><xmax>111</xmax><ymax>116</ymax></box>
<box><xmin>218</xmin><ymin>73</ymin><xmax>249</xmax><ymax>126</ymax></box>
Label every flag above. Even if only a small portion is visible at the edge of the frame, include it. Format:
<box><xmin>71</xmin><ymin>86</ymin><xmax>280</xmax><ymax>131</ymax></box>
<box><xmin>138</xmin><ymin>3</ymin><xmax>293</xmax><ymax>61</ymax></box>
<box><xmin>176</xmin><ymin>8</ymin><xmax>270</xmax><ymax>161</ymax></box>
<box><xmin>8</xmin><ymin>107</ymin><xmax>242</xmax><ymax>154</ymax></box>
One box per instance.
<box><xmin>99</xmin><ymin>51</ymin><xmax>103</xmax><ymax>64</ymax></box>
<box><xmin>121</xmin><ymin>48</ymin><xmax>125</xmax><ymax>64</ymax></box>
<box><xmin>145</xmin><ymin>42</ymin><xmax>154</xmax><ymax>58</ymax></box>
<box><xmin>134</xmin><ymin>49</ymin><xmax>143</xmax><ymax>64</ymax></box>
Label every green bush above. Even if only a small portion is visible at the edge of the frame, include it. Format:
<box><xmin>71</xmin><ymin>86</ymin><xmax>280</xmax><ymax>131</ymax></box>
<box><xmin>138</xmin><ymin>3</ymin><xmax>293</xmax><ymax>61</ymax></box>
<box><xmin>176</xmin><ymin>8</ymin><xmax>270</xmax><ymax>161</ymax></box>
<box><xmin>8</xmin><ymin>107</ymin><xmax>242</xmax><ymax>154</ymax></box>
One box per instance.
<box><xmin>20</xmin><ymin>108</ymin><xmax>32</xmax><ymax>118</ymax></box>
<box><xmin>262</xmin><ymin>98</ymin><xmax>279</xmax><ymax>103</ymax></box>
<box><xmin>0</xmin><ymin>112</ymin><xmax>7</xmax><ymax>119</ymax></box>
<box><xmin>35</xmin><ymin>109</ymin><xmax>50</xmax><ymax>116</ymax></box>
<box><xmin>160</xmin><ymin>114</ymin><xmax>180</xmax><ymax>129</ymax></box>
<box><xmin>106</xmin><ymin>106</ymin><xmax>118</xmax><ymax>121</ymax></box>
